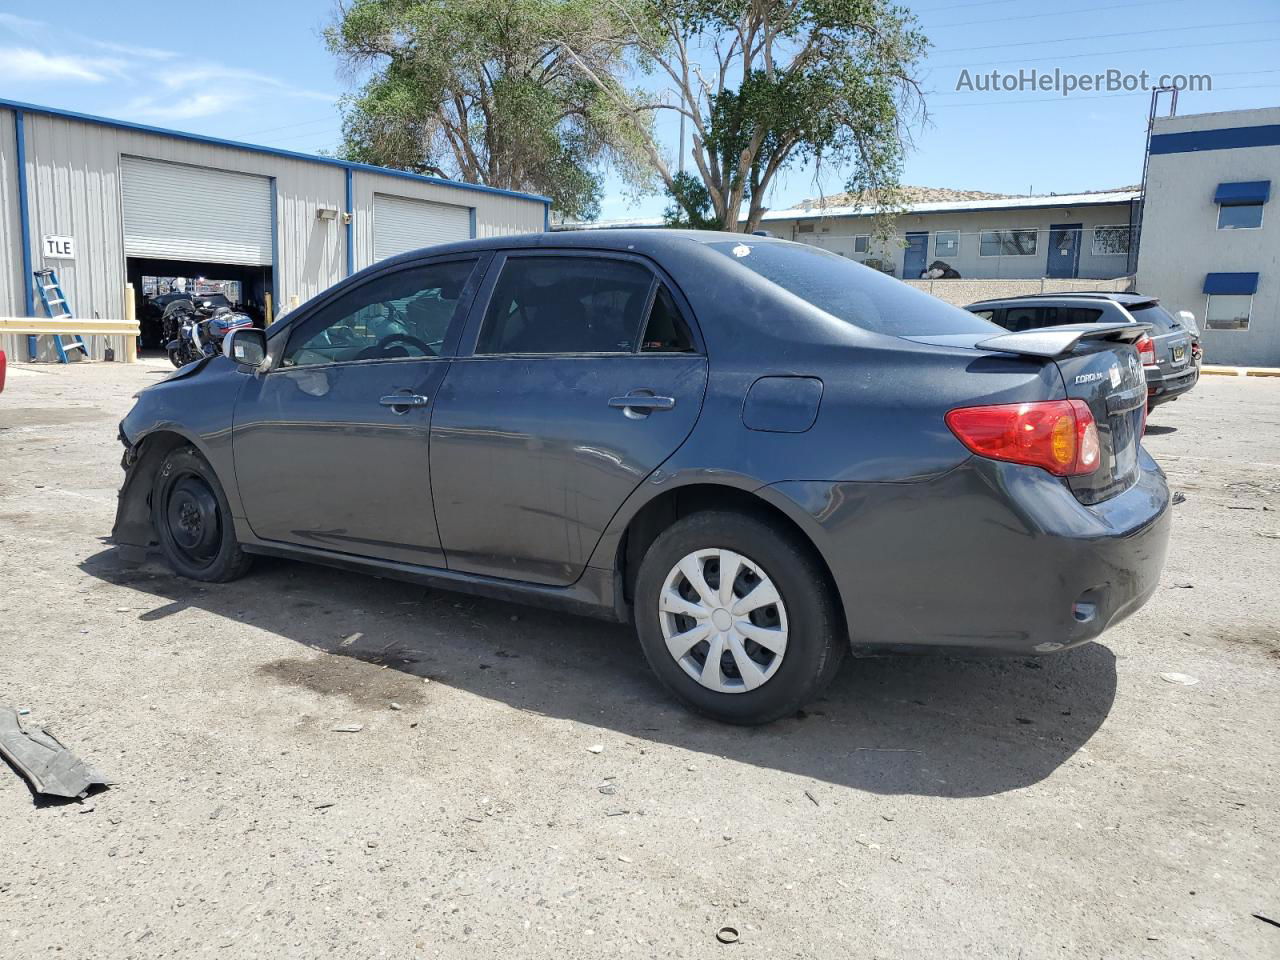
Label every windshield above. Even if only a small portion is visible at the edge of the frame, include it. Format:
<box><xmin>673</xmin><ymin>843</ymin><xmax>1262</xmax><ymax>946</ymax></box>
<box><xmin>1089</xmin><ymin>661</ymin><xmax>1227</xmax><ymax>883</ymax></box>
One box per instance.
<box><xmin>708</xmin><ymin>240</ymin><xmax>999</xmax><ymax>337</ymax></box>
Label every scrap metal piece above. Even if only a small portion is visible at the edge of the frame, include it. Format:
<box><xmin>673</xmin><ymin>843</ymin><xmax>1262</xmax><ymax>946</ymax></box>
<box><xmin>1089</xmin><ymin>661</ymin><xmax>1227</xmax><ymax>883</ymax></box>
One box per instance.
<box><xmin>0</xmin><ymin>707</ymin><xmax>111</xmax><ymax>799</ymax></box>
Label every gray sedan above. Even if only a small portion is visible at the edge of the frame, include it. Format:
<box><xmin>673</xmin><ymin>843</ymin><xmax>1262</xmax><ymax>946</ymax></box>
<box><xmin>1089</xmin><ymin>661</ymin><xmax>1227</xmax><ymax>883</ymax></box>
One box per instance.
<box><xmin>113</xmin><ymin>231</ymin><xmax>1171</xmax><ymax>724</ymax></box>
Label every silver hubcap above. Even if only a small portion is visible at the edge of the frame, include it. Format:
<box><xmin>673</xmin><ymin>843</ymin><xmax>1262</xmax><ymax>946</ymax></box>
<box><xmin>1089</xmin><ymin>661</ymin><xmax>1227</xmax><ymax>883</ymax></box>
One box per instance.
<box><xmin>658</xmin><ymin>548</ymin><xmax>789</xmax><ymax>694</ymax></box>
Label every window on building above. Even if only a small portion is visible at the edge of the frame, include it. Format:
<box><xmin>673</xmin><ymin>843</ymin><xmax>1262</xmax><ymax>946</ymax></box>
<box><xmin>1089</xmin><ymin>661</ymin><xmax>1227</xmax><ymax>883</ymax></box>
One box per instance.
<box><xmin>1204</xmin><ymin>294</ymin><xmax>1253</xmax><ymax>331</ymax></box>
<box><xmin>1091</xmin><ymin>225</ymin><xmax>1131</xmax><ymax>256</ymax></box>
<box><xmin>853</xmin><ymin>235</ymin><xmax>870</xmax><ymax>254</ymax></box>
<box><xmin>476</xmin><ymin>256</ymin><xmax>654</xmax><ymax>355</ymax></box>
<box><xmin>934</xmin><ymin>231</ymin><xmax>959</xmax><ymax>257</ymax></box>
<box><xmin>797</xmin><ymin>223</ymin><xmax>815</xmax><ymax>234</ymax></box>
<box><xmin>1214</xmin><ymin>180</ymin><xmax>1269</xmax><ymax>230</ymax></box>
<box><xmin>979</xmin><ymin>228</ymin><xmax>1038</xmax><ymax>257</ymax></box>
<box><xmin>1218</xmin><ymin>204</ymin><xmax>1264</xmax><ymax>230</ymax></box>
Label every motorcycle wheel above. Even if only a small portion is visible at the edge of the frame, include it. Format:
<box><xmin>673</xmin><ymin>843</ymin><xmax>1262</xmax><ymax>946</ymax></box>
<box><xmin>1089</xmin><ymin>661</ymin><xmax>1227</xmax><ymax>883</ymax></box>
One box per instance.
<box><xmin>167</xmin><ymin>345</ymin><xmax>186</xmax><ymax>368</ymax></box>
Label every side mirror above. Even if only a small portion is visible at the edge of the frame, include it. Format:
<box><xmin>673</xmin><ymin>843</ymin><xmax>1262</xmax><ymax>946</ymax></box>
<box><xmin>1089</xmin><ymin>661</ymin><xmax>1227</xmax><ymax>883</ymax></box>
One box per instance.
<box><xmin>223</xmin><ymin>327</ymin><xmax>267</xmax><ymax>368</ymax></box>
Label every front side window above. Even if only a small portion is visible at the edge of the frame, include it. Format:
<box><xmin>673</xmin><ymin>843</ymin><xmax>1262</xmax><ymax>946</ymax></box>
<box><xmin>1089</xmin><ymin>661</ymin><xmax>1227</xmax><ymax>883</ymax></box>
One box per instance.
<box><xmin>1205</xmin><ymin>294</ymin><xmax>1253</xmax><ymax>330</ymax></box>
<box><xmin>1218</xmin><ymin>204</ymin><xmax>1264</xmax><ymax>230</ymax></box>
<box><xmin>980</xmin><ymin>228</ymin><xmax>1038</xmax><ymax>257</ymax></box>
<box><xmin>934</xmin><ymin>231</ymin><xmax>959</xmax><ymax>257</ymax></box>
<box><xmin>282</xmin><ymin>259</ymin><xmax>477</xmax><ymax>367</ymax></box>
<box><xmin>476</xmin><ymin>256</ymin><xmax>655</xmax><ymax>355</ymax></box>
<box><xmin>1092</xmin><ymin>225</ymin><xmax>1131</xmax><ymax>256</ymax></box>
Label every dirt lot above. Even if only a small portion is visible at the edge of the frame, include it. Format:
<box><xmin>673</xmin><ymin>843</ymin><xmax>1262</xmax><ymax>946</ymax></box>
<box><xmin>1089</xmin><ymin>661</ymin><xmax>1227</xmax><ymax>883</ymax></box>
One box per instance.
<box><xmin>2</xmin><ymin>360</ymin><xmax>1277</xmax><ymax>959</ymax></box>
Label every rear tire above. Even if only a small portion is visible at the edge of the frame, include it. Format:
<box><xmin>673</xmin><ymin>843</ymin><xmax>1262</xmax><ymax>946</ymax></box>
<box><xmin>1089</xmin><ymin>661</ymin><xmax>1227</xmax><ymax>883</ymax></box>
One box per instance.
<box><xmin>633</xmin><ymin>510</ymin><xmax>844</xmax><ymax>724</ymax></box>
<box><xmin>151</xmin><ymin>446</ymin><xmax>251</xmax><ymax>582</ymax></box>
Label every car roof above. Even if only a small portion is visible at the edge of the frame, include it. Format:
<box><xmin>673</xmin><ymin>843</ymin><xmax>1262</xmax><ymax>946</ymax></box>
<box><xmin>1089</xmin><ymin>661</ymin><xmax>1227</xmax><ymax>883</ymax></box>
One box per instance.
<box><xmin>966</xmin><ymin>291</ymin><xmax>1160</xmax><ymax>309</ymax></box>
<box><xmin>373</xmin><ymin>228</ymin><xmax>785</xmax><ymax>271</ymax></box>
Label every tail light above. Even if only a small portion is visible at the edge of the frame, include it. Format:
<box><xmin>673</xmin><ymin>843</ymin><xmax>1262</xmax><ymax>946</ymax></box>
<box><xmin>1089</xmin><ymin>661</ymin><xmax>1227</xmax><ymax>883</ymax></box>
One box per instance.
<box><xmin>946</xmin><ymin>400</ymin><xmax>1101</xmax><ymax>477</ymax></box>
<box><xmin>1136</xmin><ymin>333</ymin><xmax>1156</xmax><ymax>367</ymax></box>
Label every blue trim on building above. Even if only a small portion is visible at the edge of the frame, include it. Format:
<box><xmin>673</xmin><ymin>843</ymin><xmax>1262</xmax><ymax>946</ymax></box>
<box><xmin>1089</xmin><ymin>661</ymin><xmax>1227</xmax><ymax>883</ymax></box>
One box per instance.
<box><xmin>14</xmin><ymin>110</ymin><xmax>37</xmax><ymax>359</ymax></box>
<box><xmin>0</xmin><ymin>96</ymin><xmax>552</xmax><ymax>205</ymax></box>
<box><xmin>344</xmin><ymin>168</ymin><xmax>355</xmax><ymax>277</ymax></box>
<box><xmin>469</xmin><ymin>207</ymin><xmax>477</xmax><ymax>239</ymax></box>
<box><xmin>270</xmin><ymin>179</ymin><xmax>280</xmax><ymax>315</ymax></box>
<box><xmin>1151</xmin><ymin>125</ymin><xmax>1280</xmax><ymax>155</ymax></box>
<box><xmin>1214</xmin><ymin>180</ymin><xmax>1271</xmax><ymax>206</ymax></box>
<box><xmin>1203</xmin><ymin>272</ymin><xmax>1259</xmax><ymax>295</ymax></box>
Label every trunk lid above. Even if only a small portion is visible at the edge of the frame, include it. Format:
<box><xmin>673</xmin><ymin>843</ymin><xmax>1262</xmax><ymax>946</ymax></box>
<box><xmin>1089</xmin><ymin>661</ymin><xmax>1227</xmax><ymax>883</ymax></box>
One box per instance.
<box><xmin>908</xmin><ymin>322</ymin><xmax>1149</xmax><ymax>504</ymax></box>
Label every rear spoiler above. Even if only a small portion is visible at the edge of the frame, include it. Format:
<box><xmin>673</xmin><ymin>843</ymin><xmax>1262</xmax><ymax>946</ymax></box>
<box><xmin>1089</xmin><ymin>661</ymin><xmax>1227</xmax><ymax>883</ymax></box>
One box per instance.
<box><xmin>975</xmin><ymin>322</ymin><xmax>1151</xmax><ymax>359</ymax></box>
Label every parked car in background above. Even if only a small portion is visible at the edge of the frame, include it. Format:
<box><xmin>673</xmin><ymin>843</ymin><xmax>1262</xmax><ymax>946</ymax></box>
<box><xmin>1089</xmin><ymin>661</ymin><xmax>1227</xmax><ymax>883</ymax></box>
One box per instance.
<box><xmin>112</xmin><ymin>232</ymin><xmax>1172</xmax><ymax>724</ymax></box>
<box><xmin>965</xmin><ymin>292</ymin><xmax>1199</xmax><ymax>410</ymax></box>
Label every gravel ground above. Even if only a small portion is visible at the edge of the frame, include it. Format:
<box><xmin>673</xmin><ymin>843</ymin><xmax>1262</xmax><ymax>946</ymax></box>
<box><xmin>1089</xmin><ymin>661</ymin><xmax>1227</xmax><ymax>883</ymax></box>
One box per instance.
<box><xmin>1</xmin><ymin>360</ymin><xmax>1277</xmax><ymax>959</ymax></box>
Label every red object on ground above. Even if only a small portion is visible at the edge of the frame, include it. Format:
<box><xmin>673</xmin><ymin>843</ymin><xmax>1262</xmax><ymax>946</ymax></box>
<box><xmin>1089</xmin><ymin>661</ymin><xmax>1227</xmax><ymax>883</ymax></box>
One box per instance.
<box><xmin>0</xmin><ymin>349</ymin><xmax>7</xmax><ymax>394</ymax></box>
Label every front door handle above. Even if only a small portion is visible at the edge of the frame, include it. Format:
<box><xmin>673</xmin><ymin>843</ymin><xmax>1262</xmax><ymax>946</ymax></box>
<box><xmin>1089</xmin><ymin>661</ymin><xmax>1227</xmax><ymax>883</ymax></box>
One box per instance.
<box><xmin>380</xmin><ymin>394</ymin><xmax>430</xmax><ymax>412</ymax></box>
<box><xmin>608</xmin><ymin>394</ymin><xmax>676</xmax><ymax>412</ymax></box>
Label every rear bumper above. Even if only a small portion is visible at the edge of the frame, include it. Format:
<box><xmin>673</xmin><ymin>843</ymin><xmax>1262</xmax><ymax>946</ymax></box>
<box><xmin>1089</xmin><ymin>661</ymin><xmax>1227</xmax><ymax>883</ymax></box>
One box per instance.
<box><xmin>767</xmin><ymin>453</ymin><xmax>1172</xmax><ymax>655</ymax></box>
<box><xmin>1146</xmin><ymin>364</ymin><xmax>1198</xmax><ymax>406</ymax></box>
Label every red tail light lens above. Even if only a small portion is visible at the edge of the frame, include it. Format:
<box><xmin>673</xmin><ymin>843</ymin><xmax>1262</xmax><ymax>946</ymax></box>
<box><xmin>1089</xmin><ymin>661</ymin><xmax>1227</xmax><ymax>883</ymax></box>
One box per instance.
<box><xmin>946</xmin><ymin>400</ymin><xmax>1101</xmax><ymax>477</ymax></box>
<box><xmin>1136</xmin><ymin>333</ymin><xmax>1156</xmax><ymax>367</ymax></box>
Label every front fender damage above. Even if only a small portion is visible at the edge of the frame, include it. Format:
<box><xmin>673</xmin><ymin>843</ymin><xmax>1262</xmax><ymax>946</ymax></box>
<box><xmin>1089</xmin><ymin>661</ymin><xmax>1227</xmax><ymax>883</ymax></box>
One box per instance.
<box><xmin>110</xmin><ymin>429</ymin><xmax>174</xmax><ymax>565</ymax></box>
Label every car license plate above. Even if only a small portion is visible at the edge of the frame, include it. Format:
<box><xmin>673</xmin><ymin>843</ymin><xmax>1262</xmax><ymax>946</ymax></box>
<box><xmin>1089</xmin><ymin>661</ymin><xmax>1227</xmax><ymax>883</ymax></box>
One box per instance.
<box><xmin>1171</xmin><ymin>344</ymin><xmax>1186</xmax><ymax>363</ymax></box>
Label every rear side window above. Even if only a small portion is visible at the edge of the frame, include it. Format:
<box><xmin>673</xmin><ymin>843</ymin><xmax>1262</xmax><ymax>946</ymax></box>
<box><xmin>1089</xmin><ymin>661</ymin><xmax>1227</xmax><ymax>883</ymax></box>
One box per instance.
<box><xmin>640</xmin><ymin>286</ymin><xmax>695</xmax><ymax>352</ymax></box>
<box><xmin>708</xmin><ymin>240</ymin><xmax>997</xmax><ymax>337</ymax></box>
<box><xmin>477</xmin><ymin>257</ymin><xmax>654</xmax><ymax>355</ymax></box>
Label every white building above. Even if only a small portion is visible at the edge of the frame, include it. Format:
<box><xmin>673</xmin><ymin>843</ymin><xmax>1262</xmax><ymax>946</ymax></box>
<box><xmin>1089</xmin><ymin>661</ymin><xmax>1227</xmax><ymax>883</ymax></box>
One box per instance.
<box><xmin>1</xmin><ymin>98</ymin><xmax>549</xmax><ymax>361</ymax></box>
<box><xmin>1137</xmin><ymin>106</ymin><xmax>1279</xmax><ymax>367</ymax></box>
<box><xmin>569</xmin><ymin>188</ymin><xmax>1139</xmax><ymax>283</ymax></box>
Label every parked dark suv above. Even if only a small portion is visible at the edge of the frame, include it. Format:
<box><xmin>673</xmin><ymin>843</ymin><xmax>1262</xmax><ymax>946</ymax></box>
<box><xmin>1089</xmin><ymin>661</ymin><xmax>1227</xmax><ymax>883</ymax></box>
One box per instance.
<box><xmin>112</xmin><ymin>232</ymin><xmax>1171</xmax><ymax>724</ymax></box>
<box><xmin>965</xmin><ymin>292</ymin><xmax>1199</xmax><ymax>410</ymax></box>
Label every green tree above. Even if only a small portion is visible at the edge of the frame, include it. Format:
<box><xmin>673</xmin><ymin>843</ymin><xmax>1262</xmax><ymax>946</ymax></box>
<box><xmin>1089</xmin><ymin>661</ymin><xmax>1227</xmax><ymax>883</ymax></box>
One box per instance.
<box><xmin>560</xmin><ymin>0</ymin><xmax>927</xmax><ymax>232</ymax></box>
<box><xmin>325</xmin><ymin>0</ymin><xmax>655</xmax><ymax>221</ymax></box>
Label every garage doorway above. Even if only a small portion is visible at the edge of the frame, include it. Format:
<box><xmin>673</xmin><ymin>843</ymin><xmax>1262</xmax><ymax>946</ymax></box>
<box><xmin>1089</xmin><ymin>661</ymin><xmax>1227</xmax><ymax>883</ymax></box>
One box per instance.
<box><xmin>121</xmin><ymin>157</ymin><xmax>276</xmax><ymax>350</ymax></box>
<box><xmin>126</xmin><ymin>258</ymin><xmax>272</xmax><ymax>350</ymax></box>
<box><xmin>373</xmin><ymin>194</ymin><xmax>472</xmax><ymax>262</ymax></box>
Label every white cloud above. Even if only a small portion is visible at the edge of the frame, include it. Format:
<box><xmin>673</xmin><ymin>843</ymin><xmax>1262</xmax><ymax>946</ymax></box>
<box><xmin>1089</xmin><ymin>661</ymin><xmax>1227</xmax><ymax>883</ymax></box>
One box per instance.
<box><xmin>125</xmin><ymin>92</ymin><xmax>251</xmax><ymax>120</ymax></box>
<box><xmin>88</xmin><ymin>39</ymin><xmax>178</xmax><ymax>61</ymax></box>
<box><xmin>0</xmin><ymin>12</ymin><xmax>44</xmax><ymax>37</ymax></box>
<box><xmin>0</xmin><ymin>47</ymin><xmax>126</xmax><ymax>83</ymax></box>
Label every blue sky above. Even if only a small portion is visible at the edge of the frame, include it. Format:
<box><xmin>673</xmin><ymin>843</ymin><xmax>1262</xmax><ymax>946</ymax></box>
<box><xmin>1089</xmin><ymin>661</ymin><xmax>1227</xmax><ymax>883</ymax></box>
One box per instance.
<box><xmin>3</xmin><ymin>0</ymin><xmax>1279</xmax><ymax>219</ymax></box>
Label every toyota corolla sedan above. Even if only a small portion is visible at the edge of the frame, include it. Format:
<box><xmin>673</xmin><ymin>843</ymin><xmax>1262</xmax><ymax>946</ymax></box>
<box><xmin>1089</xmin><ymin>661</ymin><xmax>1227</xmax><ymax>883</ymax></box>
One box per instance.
<box><xmin>113</xmin><ymin>231</ymin><xmax>1171</xmax><ymax>724</ymax></box>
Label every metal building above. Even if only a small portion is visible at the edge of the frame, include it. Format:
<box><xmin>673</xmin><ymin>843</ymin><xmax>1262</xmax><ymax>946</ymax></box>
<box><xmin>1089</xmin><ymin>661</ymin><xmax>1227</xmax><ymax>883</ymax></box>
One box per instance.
<box><xmin>0</xmin><ymin>98</ymin><xmax>550</xmax><ymax>361</ymax></box>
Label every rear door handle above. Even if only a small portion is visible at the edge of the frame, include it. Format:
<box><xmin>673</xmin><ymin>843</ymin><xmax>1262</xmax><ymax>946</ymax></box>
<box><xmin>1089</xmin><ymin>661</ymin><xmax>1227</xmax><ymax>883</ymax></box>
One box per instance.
<box><xmin>608</xmin><ymin>394</ymin><xmax>676</xmax><ymax>412</ymax></box>
<box><xmin>380</xmin><ymin>394</ymin><xmax>430</xmax><ymax>411</ymax></box>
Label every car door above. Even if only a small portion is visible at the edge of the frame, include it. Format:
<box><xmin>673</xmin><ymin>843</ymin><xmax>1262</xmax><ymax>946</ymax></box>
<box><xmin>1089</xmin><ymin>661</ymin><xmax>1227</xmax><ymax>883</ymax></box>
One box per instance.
<box><xmin>429</xmin><ymin>250</ymin><xmax>709</xmax><ymax>586</ymax></box>
<box><xmin>232</xmin><ymin>254</ymin><xmax>485</xmax><ymax>567</ymax></box>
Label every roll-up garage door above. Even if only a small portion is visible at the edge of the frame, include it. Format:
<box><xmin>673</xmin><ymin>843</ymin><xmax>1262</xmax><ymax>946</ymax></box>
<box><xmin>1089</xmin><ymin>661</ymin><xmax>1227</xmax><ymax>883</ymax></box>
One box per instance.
<box><xmin>373</xmin><ymin>194</ymin><xmax>471</xmax><ymax>261</ymax></box>
<box><xmin>121</xmin><ymin>156</ymin><xmax>273</xmax><ymax>265</ymax></box>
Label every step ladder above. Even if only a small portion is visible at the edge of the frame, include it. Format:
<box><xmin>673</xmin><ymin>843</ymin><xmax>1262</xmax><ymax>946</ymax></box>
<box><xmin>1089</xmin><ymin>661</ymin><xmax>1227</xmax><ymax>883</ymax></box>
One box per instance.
<box><xmin>31</xmin><ymin>268</ymin><xmax>89</xmax><ymax>363</ymax></box>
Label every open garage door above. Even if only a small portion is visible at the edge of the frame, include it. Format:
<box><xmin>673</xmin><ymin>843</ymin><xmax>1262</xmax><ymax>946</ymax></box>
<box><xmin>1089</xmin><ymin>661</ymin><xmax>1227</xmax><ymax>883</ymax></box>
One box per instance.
<box><xmin>374</xmin><ymin>194</ymin><xmax>471</xmax><ymax>262</ymax></box>
<box><xmin>121</xmin><ymin>157</ymin><xmax>273</xmax><ymax>265</ymax></box>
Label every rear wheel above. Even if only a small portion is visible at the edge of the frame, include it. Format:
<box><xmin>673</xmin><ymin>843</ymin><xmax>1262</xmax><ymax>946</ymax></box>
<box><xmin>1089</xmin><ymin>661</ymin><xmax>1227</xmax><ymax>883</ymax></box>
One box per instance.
<box><xmin>151</xmin><ymin>446</ymin><xmax>251</xmax><ymax>582</ymax></box>
<box><xmin>633</xmin><ymin>511</ymin><xmax>844</xmax><ymax>724</ymax></box>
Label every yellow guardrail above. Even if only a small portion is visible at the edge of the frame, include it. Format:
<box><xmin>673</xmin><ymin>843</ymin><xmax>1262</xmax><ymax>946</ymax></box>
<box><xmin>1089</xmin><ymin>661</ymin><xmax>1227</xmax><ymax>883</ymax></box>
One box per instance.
<box><xmin>0</xmin><ymin>317</ymin><xmax>140</xmax><ymax>336</ymax></box>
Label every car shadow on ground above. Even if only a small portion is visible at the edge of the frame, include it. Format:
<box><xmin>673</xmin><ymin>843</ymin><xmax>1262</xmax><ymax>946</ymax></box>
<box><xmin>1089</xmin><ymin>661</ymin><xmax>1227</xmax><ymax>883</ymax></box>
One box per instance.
<box><xmin>1144</xmin><ymin>424</ymin><xmax>1178</xmax><ymax>436</ymax></box>
<box><xmin>80</xmin><ymin>549</ymin><xmax>1117</xmax><ymax>799</ymax></box>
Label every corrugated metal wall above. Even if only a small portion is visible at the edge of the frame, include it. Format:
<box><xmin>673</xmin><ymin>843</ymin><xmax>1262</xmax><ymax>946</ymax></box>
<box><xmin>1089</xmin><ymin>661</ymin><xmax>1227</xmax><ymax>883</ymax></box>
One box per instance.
<box><xmin>1</xmin><ymin>109</ymin><xmax>28</xmax><ymax>360</ymax></box>
<box><xmin>0</xmin><ymin>107</ymin><xmax>547</xmax><ymax>361</ymax></box>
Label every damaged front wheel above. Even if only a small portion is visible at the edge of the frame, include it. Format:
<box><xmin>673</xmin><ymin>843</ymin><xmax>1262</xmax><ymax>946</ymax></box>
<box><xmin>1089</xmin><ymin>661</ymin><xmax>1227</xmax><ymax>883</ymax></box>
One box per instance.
<box><xmin>152</xmin><ymin>446</ymin><xmax>252</xmax><ymax>582</ymax></box>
